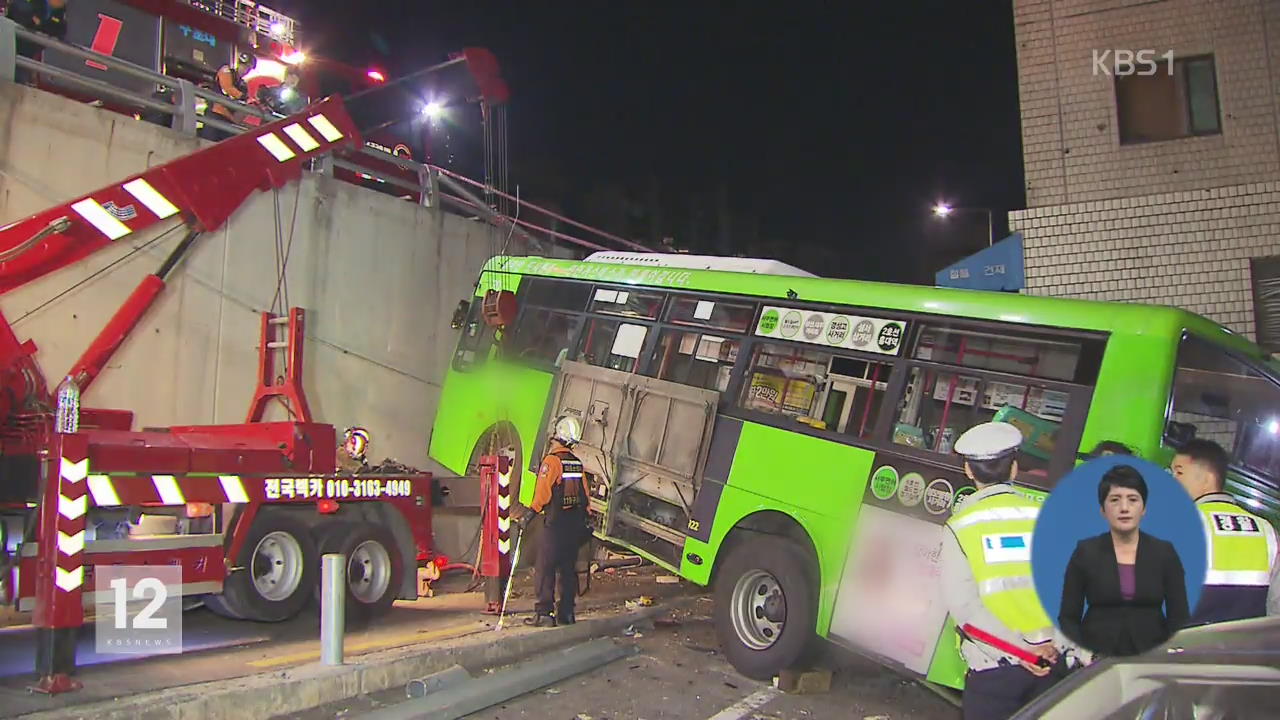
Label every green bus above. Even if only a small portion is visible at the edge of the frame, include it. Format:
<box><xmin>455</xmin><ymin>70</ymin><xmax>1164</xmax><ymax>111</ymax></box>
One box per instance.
<box><xmin>429</xmin><ymin>252</ymin><xmax>1280</xmax><ymax>687</ymax></box>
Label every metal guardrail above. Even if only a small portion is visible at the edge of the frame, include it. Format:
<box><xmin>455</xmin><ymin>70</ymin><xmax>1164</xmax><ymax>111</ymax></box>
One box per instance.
<box><xmin>0</xmin><ymin>16</ymin><xmax>653</xmax><ymax>255</ymax></box>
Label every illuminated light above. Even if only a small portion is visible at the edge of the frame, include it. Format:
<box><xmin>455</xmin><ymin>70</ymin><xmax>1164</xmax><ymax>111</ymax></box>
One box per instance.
<box><xmin>317</xmin><ymin>499</ymin><xmax>340</xmax><ymax>514</ymax></box>
<box><xmin>122</xmin><ymin>178</ymin><xmax>179</xmax><ymax>219</ymax></box>
<box><xmin>243</xmin><ymin>57</ymin><xmax>286</xmax><ymax>83</ymax></box>
<box><xmin>54</xmin><ymin>566</ymin><xmax>83</xmax><ymax>592</ymax></box>
<box><xmin>185</xmin><ymin>503</ymin><xmax>214</xmax><ymax>518</ymax></box>
<box><xmin>282</xmin><ymin>123</ymin><xmax>320</xmax><ymax>151</ymax></box>
<box><xmin>71</xmin><ymin>198</ymin><xmax>131</xmax><ymax>240</ymax></box>
<box><xmin>88</xmin><ymin>474</ymin><xmax>121</xmax><ymax>506</ymax></box>
<box><xmin>367</xmin><ymin>69</ymin><xmax>386</xmax><ymax>82</ymax></box>
<box><xmin>57</xmin><ymin>530</ymin><xmax>85</xmax><ymax>556</ymax></box>
<box><xmin>421</xmin><ymin>100</ymin><xmax>444</xmax><ymax>118</ymax></box>
<box><xmin>270</xmin><ymin>21</ymin><xmax>286</xmax><ymax>37</ymax></box>
<box><xmin>932</xmin><ymin>203</ymin><xmax>954</xmax><ymax>217</ymax></box>
<box><xmin>307</xmin><ymin>114</ymin><xmax>344</xmax><ymax>142</ymax></box>
<box><xmin>220</xmin><ymin>475</ymin><xmax>248</xmax><ymax>503</ymax></box>
<box><xmin>1269</xmin><ymin>419</ymin><xmax>1279</xmax><ymax>434</ymax></box>
<box><xmin>280</xmin><ymin>50</ymin><xmax>306</xmax><ymax>65</ymax></box>
<box><xmin>152</xmin><ymin>475</ymin><xmax>185</xmax><ymax>506</ymax></box>
<box><xmin>256</xmin><ymin>133</ymin><xmax>297</xmax><ymax>162</ymax></box>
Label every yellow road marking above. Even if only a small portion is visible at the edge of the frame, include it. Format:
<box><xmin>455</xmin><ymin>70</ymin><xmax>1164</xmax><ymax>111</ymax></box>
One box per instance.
<box><xmin>247</xmin><ymin>620</ymin><xmax>486</xmax><ymax>668</ymax></box>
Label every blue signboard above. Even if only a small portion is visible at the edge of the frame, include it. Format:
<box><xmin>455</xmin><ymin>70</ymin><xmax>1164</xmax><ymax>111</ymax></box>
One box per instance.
<box><xmin>935</xmin><ymin>232</ymin><xmax>1025</xmax><ymax>292</ymax></box>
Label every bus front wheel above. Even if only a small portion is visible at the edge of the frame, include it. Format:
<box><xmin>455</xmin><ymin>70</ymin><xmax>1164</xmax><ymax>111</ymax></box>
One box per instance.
<box><xmin>713</xmin><ymin>536</ymin><xmax>818</xmax><ymax>680</ymax></box>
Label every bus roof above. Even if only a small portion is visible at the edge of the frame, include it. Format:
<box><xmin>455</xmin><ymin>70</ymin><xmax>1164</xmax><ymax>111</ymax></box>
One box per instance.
<box><xmin>487</xmin><ymin>255</ymin><xmax>1259</xmax><ymax>358</ymax></box>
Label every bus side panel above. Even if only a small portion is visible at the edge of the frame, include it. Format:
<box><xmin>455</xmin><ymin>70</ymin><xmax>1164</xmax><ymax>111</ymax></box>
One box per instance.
<box><xmin>679</xmin><ymin>420</ymin><xmax>874</xmax><ymax>637</ymax></box>
<box><xmin>428</xmin><ymin>362</ymin><xmax>555</xmax><ymax>486</ymax></box>
<box><xmin>1080</xmin><ymin>329</ymin><xmax>1177</xmax><ymax>459</ymax></box>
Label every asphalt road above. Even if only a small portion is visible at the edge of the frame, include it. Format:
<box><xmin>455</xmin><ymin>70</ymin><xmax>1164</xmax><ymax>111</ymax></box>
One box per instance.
<box><xmin>275</xmin><ymin>601</ymin><xmax>959</xmax><ymax>720</ymax></box>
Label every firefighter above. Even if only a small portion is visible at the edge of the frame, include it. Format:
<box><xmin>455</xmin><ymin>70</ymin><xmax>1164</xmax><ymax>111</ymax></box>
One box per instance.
<box><xmin>520</xmin><ymin>415</ymin><xmax>590</xmax><ymax>627</ymax></box>
<box><xmin>1170</xmin><ymin>438</ymin><xmax>1280</xmax><ymax>624</ymax></box>
<box><xmin>204</xmin><ymin>52</ymin><xmax>253</xmax><ymax>140</ymax></box>
<box><xmin>940</xmin><ymin>421</ymin><xmax>1063</xmax><ymax>720</ymax></box>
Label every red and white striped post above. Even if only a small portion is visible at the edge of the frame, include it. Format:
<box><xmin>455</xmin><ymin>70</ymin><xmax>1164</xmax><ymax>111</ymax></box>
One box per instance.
<box><xmin>479</xmin><ymin>454</ymin><xmax>514</xmax><ymax>614</ymax></box>
<box><xmin>32</xmin><ymin>433</ymin><xmax>89</xmax><ymax>694</ymax></box>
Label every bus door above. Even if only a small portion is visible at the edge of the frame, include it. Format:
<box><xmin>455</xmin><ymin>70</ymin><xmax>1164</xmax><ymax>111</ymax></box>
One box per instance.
<box><xmin>543</xmin><ymin>360</ymin><xmax>718</xmax><ymax>570</ymax></box>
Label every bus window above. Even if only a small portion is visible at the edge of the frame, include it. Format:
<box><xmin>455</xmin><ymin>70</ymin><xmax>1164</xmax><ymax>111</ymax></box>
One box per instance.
<box><xmin>451</xmin><ymin>297</ymin><xmax>492</xmax><ymax>372</ymax></box>
<box><xmin>894</xmin><ymin>365</ymin><xmax>1073</xmax><ymax>479</ymax></box>
<box><xmin>578</xmin><ymin>317</ymin><xmax>649</xmax><ymax>373</ymax></box>
<box><xmin>644</xmin><ymin>328</ymin><xmax>740</xmax><ymax>393</ymax></box>
<box><xmin>508</xmin><ymin>308</ymin><xmax>583</xmax><ymax>368</ymax></box>
<box><xmin>738</xmin><ymin>342</ymin><xmax>888</xmax><ymax>437</ymax></box>
<box><xmin>914</xmin><ymin>325</ymin><xmax>1084</xmax><ymax>383</ymax></box>
<box><xmin>521</xmin><ymin>277</ymin><xmax>592</xmax><ymax>311</ymax></box>
<box><xmin>590</xmin><ymin>289</ymin><xmax>664</xmax><ymax>319</ymax></box>
<box><xmin>823</xmin><ymin>356</ymin><xmax>891</xmax><ymax>440</ymax></box>
<box><xmin>666</xmin><ymin>297</ymin><xmax>755</xmax><ymax>333</ymax></box>
<box><xmin>1168</xmin><ymin>335</ymin><xmax>1280</xmax><ymax>489</ymax></box>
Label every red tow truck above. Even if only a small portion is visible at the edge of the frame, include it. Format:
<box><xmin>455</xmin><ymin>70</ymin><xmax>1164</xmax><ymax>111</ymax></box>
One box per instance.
<box><xmin>0</xmin><ymin>53</ymin><xmax>507</xmax><ymax>694</ymax></box>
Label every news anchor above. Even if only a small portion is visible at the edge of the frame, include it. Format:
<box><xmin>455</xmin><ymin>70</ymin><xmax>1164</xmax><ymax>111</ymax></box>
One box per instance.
<box><xmin>1058</xmin><ymin>464</ymin><xmax>1190</xmax><ymax>657</ymax></box>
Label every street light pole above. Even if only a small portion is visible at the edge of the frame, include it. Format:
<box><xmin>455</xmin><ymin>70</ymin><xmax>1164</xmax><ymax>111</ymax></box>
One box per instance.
<box><xmin>932</xmin><ymin>203</ymin><xmax>997</xmax><ymax>246</ymax></box>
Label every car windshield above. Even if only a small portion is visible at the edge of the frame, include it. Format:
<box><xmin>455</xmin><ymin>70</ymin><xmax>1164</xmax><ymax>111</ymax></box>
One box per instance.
<box><xmin>1101</xmin><ymin>680</ymin><xmax>1279</xmax><ymax>720</ymax></box>
<box><xmin>1168</xmin><ymin>334</ymin><xmax>1280</xmax><ymax>495</ymax></box>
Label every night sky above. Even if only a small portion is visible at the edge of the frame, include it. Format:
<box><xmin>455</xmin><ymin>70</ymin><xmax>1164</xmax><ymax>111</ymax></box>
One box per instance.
<box><xmin>274</xmin><ymin>1</ymin><xmax>1024</xmax><ymax>284</ymax></box>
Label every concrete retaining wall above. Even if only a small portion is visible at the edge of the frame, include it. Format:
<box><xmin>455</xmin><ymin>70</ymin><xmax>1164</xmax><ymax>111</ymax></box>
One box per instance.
<box><xmin>0</xmin><ymin>81</ymin><xmax>537</xmax><ymax>467</ymax></box>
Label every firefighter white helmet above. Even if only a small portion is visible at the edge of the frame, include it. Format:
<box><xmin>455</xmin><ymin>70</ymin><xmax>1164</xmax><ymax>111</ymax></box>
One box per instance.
<box><xmin>552</xmin><ymin>415</ymin><xmax>582</xmax><ymax>446</ymax></box>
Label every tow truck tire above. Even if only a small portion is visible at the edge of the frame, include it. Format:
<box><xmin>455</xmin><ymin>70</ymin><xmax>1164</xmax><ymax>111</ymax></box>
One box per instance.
<box><xmin>315</xmin><ymin>521</ymin><xmax>403</xmax><ymax>620</ymax></box>
<box><xmin>713</xmin><ymin>535</ymin><xmax>819</xmax><ymax>681</ymax></box>
<box><xmin>221</xmin><ymin>513</ymin><xmax>318</xmax><ymax>622</ymax></box>
<box><xmin>202</xmin><ymin>592</ymin><xmax>244</xmax><ymax>620</ymax></box>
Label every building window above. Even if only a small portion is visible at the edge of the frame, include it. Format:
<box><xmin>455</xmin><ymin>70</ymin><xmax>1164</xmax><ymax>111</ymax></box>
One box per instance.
<box><xmin>1250</xmin><ymin>256</ymin><xmax>1280</xmax><ymax>353</ymax></box>
<box><xmin>1116</xmin><ymin>55</ymin><xmax>1221</xmax><ymax>144</ymax></box>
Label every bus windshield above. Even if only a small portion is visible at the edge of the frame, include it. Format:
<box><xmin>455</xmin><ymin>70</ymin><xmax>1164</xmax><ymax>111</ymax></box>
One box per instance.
<box><xmin>1168</xmin><ymin>334</ymin><xmax>1280</xmax><ymax>489</ymax></box>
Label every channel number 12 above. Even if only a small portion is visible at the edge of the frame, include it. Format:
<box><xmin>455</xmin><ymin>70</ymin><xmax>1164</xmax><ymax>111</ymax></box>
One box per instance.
<box><xmin>109</xmin><ymin>577</ymin><xmax>168</xmax><ymax>630</ymax></box>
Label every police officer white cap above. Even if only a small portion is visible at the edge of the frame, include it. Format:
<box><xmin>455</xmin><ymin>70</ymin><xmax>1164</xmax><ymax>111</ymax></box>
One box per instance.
<box><xmin>953</xmin><ymin>421</ymin><xmax>1023</xmax><ymax>460</ymax></box>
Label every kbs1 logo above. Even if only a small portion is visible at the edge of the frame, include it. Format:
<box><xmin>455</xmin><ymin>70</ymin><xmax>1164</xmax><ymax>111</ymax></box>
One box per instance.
<box><xmin>1093</xmin><ymin>49</ymin><xmax>1174</xmax><ymax>77</ymax></box>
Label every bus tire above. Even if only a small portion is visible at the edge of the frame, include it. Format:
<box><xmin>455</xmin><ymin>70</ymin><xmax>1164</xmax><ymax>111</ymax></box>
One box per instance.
<box><xmin>713</xmin><ymin>535</ymin><xmax>818</xmax><ymax>680</ymax></box>
<box><xmin>220</xmin><ymin>513</ymin><xmax>318</xmax><ymax>622</ymax></box>
<box><xmin>315</xmin><ymin>521</ymin><xmax>402</xmax><ymax>621</ymax></box>
<box><xmin>202</xmin><ymin>593</ymin><xmax>244</xmax><ymax>620</ymax></box>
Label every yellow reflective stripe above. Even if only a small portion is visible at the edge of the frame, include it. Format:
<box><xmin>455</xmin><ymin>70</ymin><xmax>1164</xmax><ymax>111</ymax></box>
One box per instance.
<box><xmin>282</xmin><ymin>123</ymin><xmax>320</xmax><ymax>151</ymax></box>
<box><xmin>57</xmin><ymin>530</ymin><xmax>85</xmax><ymax>556</ymax></box>
<box><xmin>152</xmin><ymin>475</ymin><xmax>185</xmax><ymax>505</ymax></box>
<box><xmin>71</xmin><ymin>198</ymin><xmax>131</xmax><ymax>240</ymax></box>
<box><xmin>122</xmin><ymin>178</ymin><xmax>179</xmax><ymax>219</ymax></box>
<box><xmin>54</xmin><ymin>566</ymin><xmax>84</xmax><ymax>592</ymax></box>
<box><xmin>219</xmin><ymin>475</ymin><xmax>249</xmax><ymax>503</ymax></box>
<box><xmin>949</xmin><ymin>506</ymin><xmax>1039</xmax><ymax>529</ymax></box>
<box><xmin>88</xmin><ymin>474</ymin><xmax>120</xmax><ymax>506</ymax></box>
<box><xmin>256</xmin><ymin>133</ymin><xmax>297</xmax><ymax>162</ymax></box>
<box><xmin>978</xmin><ymin>575</ymin><xmax>1036</xmax><ymax>596</ymax></box>
<box><xmin>307</xmin><ymin>113</ymin><xmax>344</xmax><ymax>142</ymax></box>
<box><xmin>1205</xmin><ymin>569</ymin><xmax>1271</xmax><ymax>586</ymax></box>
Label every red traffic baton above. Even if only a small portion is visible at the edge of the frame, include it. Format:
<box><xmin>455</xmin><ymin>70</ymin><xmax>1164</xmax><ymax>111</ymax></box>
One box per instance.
<box><xmin>960</xmin><ymin>624</ymin><xmax>1051</xmax><ymax>667</ymax></box>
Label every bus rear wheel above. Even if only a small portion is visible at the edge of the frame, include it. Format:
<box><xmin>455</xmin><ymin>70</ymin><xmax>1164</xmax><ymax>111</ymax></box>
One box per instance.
<box><xmin>713</xmin><ymin>536</ymin><xmax>818</xmax><ymax>680</ymax></box>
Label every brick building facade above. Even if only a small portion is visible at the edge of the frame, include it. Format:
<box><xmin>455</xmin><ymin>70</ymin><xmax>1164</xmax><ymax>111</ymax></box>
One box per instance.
<box><xmin>1009</xmin><ymin>0</ymin><xmax>1280</xmax><ymax>346</ymax></box>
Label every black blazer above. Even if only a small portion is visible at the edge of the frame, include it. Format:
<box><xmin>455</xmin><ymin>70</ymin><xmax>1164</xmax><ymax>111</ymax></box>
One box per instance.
<box><xmin>1058</xmin><ymin>531</ymin><xmax>1189</xmax><ymax>657</ymax></box>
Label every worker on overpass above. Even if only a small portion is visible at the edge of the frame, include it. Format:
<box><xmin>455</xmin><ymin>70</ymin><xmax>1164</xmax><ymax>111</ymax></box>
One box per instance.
<box><xmin>521</xmin><ymin>415</ymin><xmax>590</xmax><ymax>627</ymax></box>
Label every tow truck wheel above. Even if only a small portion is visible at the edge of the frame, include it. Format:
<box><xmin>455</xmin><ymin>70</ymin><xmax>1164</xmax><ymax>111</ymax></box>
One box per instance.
<box><xmin>220</xmin><ymin>513</ymin><xmax>318</xmax><ymax>622</ymax></box>
<box><xmin>315</xmin><ymin>521</ymin><xmax>402</xmax><ymax>620</ymax></box>
<box><xmin>713</xmin><ymin>535</ymin><xmax>818</xmax><ymax>680</ymax></box>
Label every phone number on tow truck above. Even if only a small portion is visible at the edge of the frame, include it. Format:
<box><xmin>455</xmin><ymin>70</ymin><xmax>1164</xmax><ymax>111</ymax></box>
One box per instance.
<box><xmin>263</xmin><ymin>477</ymin><xmax>415</xmax><ymax>500</ymax></box>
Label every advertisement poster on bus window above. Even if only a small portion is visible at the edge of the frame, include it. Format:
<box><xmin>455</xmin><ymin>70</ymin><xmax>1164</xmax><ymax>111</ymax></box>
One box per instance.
<box><xmin>829</xmin><ymin>504</ymin><xmax>951</xmax><ymax>675</ymax></box>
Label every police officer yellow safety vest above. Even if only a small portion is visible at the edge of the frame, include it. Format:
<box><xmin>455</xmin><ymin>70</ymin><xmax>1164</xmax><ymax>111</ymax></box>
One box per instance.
<box><xmin>1190</xmin><ymin>499</ymin><xmax>1277</xmax><ymax>625</ymax></box>
<box><xmin>946</xmin><ymin>487</ymin><xmax>1054</xmax><ymax>644</ymax></box>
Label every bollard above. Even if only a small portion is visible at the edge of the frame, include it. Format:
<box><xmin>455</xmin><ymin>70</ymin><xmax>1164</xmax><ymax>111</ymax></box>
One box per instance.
<box><xmin>321</xmin><ymin>553</ymin><xmax>346</xmax><ymax>665</ymax></box>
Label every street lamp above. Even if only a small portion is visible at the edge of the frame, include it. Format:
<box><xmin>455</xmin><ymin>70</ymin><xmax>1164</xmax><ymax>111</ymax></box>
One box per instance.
<box><xmin>932</xmin><ymin>203</ymin><xmax>996</xmax><ymax>247</ymax></box>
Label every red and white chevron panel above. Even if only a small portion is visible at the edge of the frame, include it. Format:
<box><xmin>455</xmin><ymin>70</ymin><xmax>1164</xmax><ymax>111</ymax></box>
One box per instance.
<box><xmin>54</xmin><ymin>455</ymin><xmax>89</xmax><ymax>593</ymax></box>
<box><xmin>85</xmin><ymin>474</ymin><xmax>250</xmax><ymax>507</ymax></box>
<box><xmin>496</xmin><ymin>464</ymin><xmax>513</xmax><ymax>555</ymax></box>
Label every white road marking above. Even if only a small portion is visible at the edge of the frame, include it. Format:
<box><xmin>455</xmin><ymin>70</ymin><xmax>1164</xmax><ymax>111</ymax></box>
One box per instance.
<box><xmin>705</xmin><ymin>688</ymin><xmax>781</xmax><ymax>720</ymax></box>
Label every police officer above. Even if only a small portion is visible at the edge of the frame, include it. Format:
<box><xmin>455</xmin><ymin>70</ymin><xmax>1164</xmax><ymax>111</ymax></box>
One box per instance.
<box><xmin>1170</xmin><ymin>438</ymin><xmax>1280</xmax><ymax>623</ymax></box>
<box><xmin>522</xmin><ymin>415</ymin><xmax>590</xmax><ymax>627</ymax></box>
<box><xmin>940</xmin><ymin>421</ymin><xmax>1063</xmax><ymax>720</ymax></box>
